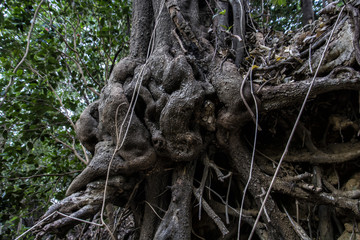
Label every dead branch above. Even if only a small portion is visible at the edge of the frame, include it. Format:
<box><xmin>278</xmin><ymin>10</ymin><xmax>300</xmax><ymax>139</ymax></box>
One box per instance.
<box><xmin>323</xmin><ymin>180</ymin><xmax>360</xmax><ymax>199</ymax></box>
<box><xmin>282</xmin><ymin>141</ymin><xmax>360</xmax><ymax>163</ymax></box>
<box><xmin>259</xmin><ymin>69</ymin><xmax>360</xmax><ymax>112</ymax></box>
<box><xmin>193</xmin><ymin>188</ymin><xmax>229</xmax><ymax>236</ymax></box>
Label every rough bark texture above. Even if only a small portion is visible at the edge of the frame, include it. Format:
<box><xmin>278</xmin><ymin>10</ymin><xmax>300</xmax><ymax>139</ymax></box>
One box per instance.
<box><xmin>301</xmin><ymin>0</ymin><xmax>314</xmax><ymax>25</ymax></box>
<box><xmin>36</xmin><ymin>1</ymin><xmax>360</xmax><ymax>239</ymax></box>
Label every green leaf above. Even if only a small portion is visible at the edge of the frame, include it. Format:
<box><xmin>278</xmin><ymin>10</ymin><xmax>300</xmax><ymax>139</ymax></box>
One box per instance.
<box><xmin>219</xmin><ymin>9</ymin><xmax>226</xmax><ymax>15</ymax></box>
<box><xmin>16</xmin><ymin>69</ymin><xmax>23</xmax><ymax>76</ymax></box>
<box><xmin>271</xmin><ymin>0</ymin><xmax>286</xmax><ymax>6</ymax></box>
<box><xmin>9</xmin><ymin>216</ymin><xmax>19</xmax><ymax>222</ymax></box>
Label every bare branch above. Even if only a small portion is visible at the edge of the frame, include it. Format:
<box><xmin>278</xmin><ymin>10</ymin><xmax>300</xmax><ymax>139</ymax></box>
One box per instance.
<box><xmin>193</xmin><ymin>188</ymin><xmax>229</xmax><ymax>236</ymax></box>
<box><xmin>54</xmin><ymin>136</ymin><xmax>88</xmax><ymax>165</ymax></box>
<box><xmin>259</xmin><ymin>67</ymin><xmax>360</xmax><ymax>112</ymax></box>
<box><xmin>282</xmin><ymin>205</ymin><xmax>312</xmax><ymax>240</ymax></box>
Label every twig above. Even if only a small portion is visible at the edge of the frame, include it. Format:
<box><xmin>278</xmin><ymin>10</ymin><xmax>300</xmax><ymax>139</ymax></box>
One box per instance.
<box><xmin>283</xmin><ymin>172</ymin><xmax>313</xmax><ymax>182</ymax></box>
<box><xmin>48</xmin><ymin>15</ymin><xmax>100</xmax><ymax>87</ymax></box>
<box><xmin>56</xmin><ymin>211</ymin><xmax>103</xmax><ymax>226</ymax></box>
<box><xmin>193</xmin><ymin>188</ymin><xmax>230</xmax><ymax>236</ymax></box>
<box><xmin>240</xmin><ymin>66</ymin><xmax>257</xmax><ymax>127</ymax></box>
<box><xmin>323</xmin><ymin>179</ymin><xmax>360</xmax><ymax>198</ymax></box>
<box><xmin>203</xmin><ymin>0</ymin><xmax>215</xmax><ymax>15</ymax></box>
<box><xmin>166</xmin><ymin>0</ymin><xmax>202</xmax><ymax>50</ymax></box>
<box><xmin>52</xmin><ymin>136</ymin><xmax>87</xmax><ymax>165</ymax></box>
<box><xmin>198</xmin><ymin>155</ymin><xmax>210</xmax><ymax>220</ymax></box>
<box><xmin>256</xmin><ymin>188</ymin><xmax>270</xmax><ymax>222</ymax></box>
<box><xmin>307</xmin><ymin>206</ymin><xmax>313</xmax><ymax>239</ymax></box>
<box><xmin>58</xmin><ymin>51</ymin><xmax>100</xmax><ymax>96</ymax></box>
<box><xmin>108</xmin><ymin>45</ymin><xmax>123</xmax><ymax>78</ymax></box>
<box><xmin>277</xmin><ymin>141</ymin><xmax>360</xmax><ymax>163</ymax></box>
<box><xmin>144</xmin><ymin>201</ymin><xmax>163</xmax><ymax>220</ymax></box>
<box><xmin>282</xmin><ymin>205</ymin><xmax>312</xmax><ymax>240</ymax></box>
<box><xmin>244</xmin><ymin>137</ymin><xmax>278</xmax><ymax>165</ymax></box>
<box><xmin>80</xmin><ymin>143</ymin><xmax>90</xmax><ymax>164</ymax></box>
<box><xmin>225</xmin><ymin>173</ymin><xmax>232</xmax><ymax>224</ymax></box>
<box><xmin>308</xmin><ymin>44</ymin><xmax>313</xmax><ymax>74</ymax></box>
<box><xmin>298</xmin><ymin>183</ymin><xmax>322</xmax><ymax>192</ymax></box>
<box><xmin>47</xmin><ymin>82</ymin><xmax>90</xmax><ymax>165</ymax></box>
<box><xmin>192</xmin><ymin>229</ymin><xmax>206</xmax><ymax>240</ymax></box>
<box><xmin>195</xmin><ymin>179</ymin><xmax>248</xmax><ymax>216</ymax></box>
<box><xmin>0</xmin><ymin>0</ymin><xmax>45</xmax><ymax>108</ymax></box>
<box><xmin>206</xmin><ymin>157</ymin><xmax>229</xmax><ymax>182</ymax></box>
<box><xmin>237</xmin><ymin>57</ymin><xmax>260</xmax><ymax>239</ymax></box>
<box><xmin>47</xmin><ymin>82</ymin><xmax>76</xmax><ymax>129</ymax></box>
<box><xmin>240</xmin><ymin>60</ymin><xmax>262</xmax><ymax>131</ymax></box>
<box><xmin>296</xmin><ymin>199</ymin><xmax>299</xmax><ymax>223</ymax></box>
<box><xmin>249</xmin><ymin>7</ymin><xmax>346</xmax><ymax>239</ymax></box>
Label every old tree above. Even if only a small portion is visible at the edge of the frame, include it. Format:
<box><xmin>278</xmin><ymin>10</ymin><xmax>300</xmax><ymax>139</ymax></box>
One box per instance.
<box><xmin>6</xmin><ymin>0</ymin><xmax>360</xmax><ymax>239</ymax></box>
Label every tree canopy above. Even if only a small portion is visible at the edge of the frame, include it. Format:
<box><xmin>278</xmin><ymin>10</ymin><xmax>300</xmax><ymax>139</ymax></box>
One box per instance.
<box><xmin>0</xmin><ymin>0</ymin><xmax>130</xmax><ymax>237</ymax></box>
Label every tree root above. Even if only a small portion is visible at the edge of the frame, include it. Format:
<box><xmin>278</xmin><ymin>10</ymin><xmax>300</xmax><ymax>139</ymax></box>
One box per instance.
<box><xmin>274</xmin><ymin>179</ymin><xmax>360</xmax><ymax>218</ymax></box>
<box><xmin>153</xmin><ymin>162</ymin><xmax>195</xmax><ymax>240</ymax></box>
<box><xmin>281</xmin><ymin>141</ymin><xmax>360</xmax><ymax>163</ymax></box>
<box><xmin>259</xmin><ymin>69</ymin><xmax>360</xmax><ymax>112</ymax></box>
<box><xmin>35</xmin><ymin>176</ymin><xmax>135</xmax><ymax>238</ymax></box>
<box><xmin>226</xmin><ymin>131</ymin><xmax>298</xmax><ymax>239</ymax></box>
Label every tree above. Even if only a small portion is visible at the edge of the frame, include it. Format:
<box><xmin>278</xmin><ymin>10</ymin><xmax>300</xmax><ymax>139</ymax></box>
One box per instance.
<box><xmin>301</xmin><ymin>0</ymin><xmax>314</xmax><ymax>25</ymax></box>
<box><xmin>5</xmin><ymin>0</ymin><xmax>360</xmax><ymax>239</ymax></box>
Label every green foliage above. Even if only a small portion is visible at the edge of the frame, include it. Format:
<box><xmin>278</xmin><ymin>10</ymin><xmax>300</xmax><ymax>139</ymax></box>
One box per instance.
<box><xmin>271</xmin><ymin>0</ymin><xmax>286</xmax><ymax>7</ymax></box>
<box><xmin>249</xmin><ymin>0</ymin><xmax>301</xmax><ymax>31</ymax></box>
<box><xmin>250</xmin><ymin>0</ymin><xmax>325</xmax><ymax>31</ymax></box>
<box><xmin>212</xmin><ymin>8</ymin><xmax>226</xmax><ymax>19</ymax></box>
<box><xmin>0</xmin><ymin>0</ymin><xmax>131</xmax><ymax>238</ymax></box>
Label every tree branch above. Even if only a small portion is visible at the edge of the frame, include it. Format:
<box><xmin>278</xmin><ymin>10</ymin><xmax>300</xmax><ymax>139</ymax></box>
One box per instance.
<box><xmin>193</xmin><ymin>188</ymin><xmax>229</xmax><ymax>236</ymax></box>
<box><xmin>259</xmin><ymin>68</ymin><xmax>360</xmax><ymax>112</ymax></box>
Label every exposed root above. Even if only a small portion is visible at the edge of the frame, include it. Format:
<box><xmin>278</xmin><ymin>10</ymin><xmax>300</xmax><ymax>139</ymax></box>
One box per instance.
<box><xmin>34</xmin><ymin>2</ymin><xmax>360</xmax><ymax>240</ymax></box>
<box><xmin>282</xmin><ymin>141</ymin><xmax>360</xmax><ymax>163</ymax></box>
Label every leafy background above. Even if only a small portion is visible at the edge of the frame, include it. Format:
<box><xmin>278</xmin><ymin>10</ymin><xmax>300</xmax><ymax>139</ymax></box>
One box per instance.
<box><xmin>0</xmin><ymin>1</ymin><xmax>130</xmax><ymax>238</ymax></box>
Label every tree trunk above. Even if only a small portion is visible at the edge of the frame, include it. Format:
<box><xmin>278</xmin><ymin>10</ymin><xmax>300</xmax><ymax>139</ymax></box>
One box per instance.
<box><xmin>301</xmin><ymin>0</ymin><xmax>314</xmax><ymax>25</ymax></box>
<box><xmin>35</xmin><ymin>1</ymin><xmax>360</xmax><ymax>239</ymax></box>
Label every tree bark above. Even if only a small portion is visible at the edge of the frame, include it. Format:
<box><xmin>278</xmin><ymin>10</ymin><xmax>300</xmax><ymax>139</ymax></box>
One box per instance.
<box><xmin>35</xmin><ymin>1</ymin><xmax>360</xmax><ymax>240</ymax></box>
<box><xmin>301</xmin><ymin>0</ymin><xmax>314</xmax><ymax>25</ymax></box>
